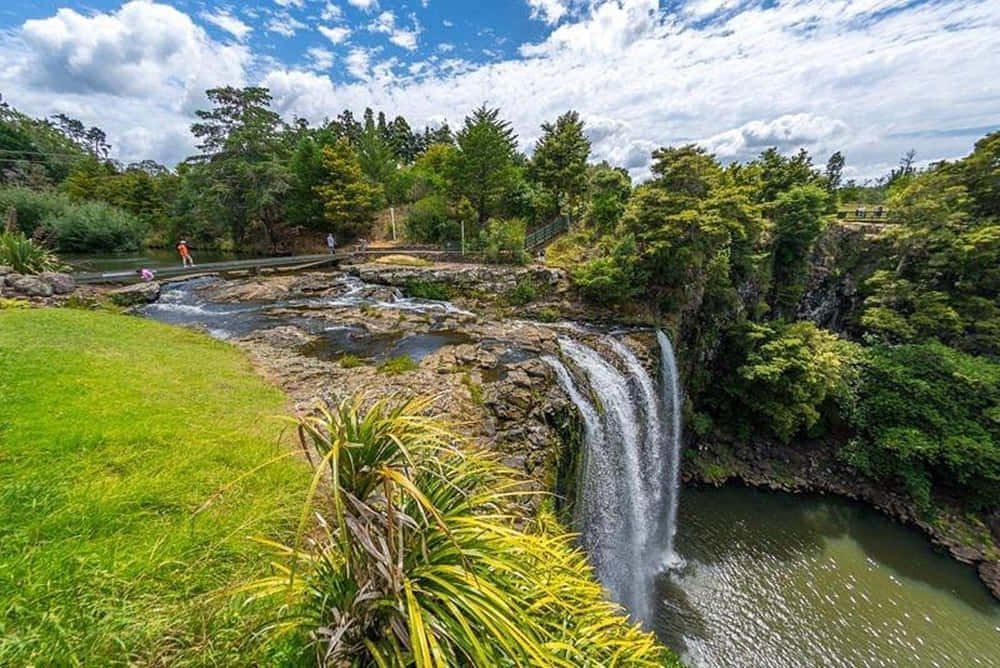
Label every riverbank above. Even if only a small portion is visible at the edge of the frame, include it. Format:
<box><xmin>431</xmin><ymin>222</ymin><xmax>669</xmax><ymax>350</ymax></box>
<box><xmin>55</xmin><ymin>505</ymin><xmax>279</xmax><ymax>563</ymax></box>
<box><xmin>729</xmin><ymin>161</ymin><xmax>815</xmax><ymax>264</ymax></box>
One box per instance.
<box><xmin>683</xmin><ymin>435</ymin><xmax>1000</xmax><ymax>599</ymax></box>
<box><xmin>0</xmin><ymin>309</ymin><xmax>310</xmax><ymax>664</ymax></box>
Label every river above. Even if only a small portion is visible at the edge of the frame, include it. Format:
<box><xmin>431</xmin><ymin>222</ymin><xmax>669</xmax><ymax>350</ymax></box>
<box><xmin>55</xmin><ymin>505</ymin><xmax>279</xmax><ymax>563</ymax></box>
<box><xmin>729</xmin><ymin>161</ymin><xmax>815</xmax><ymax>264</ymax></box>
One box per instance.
<box><xmin>64</xmin><ymin>249</ymin><xmax>255</xmax><ymax>272</ymax></box>
<box><xmin>656</xmin><ymin>486</ymin><xmax>1000</xmax><ymax>667</ymax></box>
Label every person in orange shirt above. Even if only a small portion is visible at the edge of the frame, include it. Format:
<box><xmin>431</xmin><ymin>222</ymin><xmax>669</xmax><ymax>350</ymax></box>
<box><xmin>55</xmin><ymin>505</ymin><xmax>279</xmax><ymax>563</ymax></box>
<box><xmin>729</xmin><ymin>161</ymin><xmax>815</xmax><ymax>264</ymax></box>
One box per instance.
<box><xmin>177</xmin><ymin>239</ymin><xmax>195</xmax><ymax>267</ymax></box>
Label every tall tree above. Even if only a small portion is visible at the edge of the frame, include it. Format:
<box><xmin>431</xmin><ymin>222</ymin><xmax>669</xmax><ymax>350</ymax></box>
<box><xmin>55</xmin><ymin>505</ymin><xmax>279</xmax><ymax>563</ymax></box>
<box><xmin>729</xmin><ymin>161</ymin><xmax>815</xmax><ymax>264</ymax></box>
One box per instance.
<box><xmin>824</xmin><ymin>151</ymin><xmax>845</xmax><ymax>192</ymax></box>
<box><xmin>530</xmin><ymin>110</ymin><xmax>591</xmax><ymax>217</ymax></box>
<box><xmin>389</xmin><ymin>116</ymin><xmax>417</xmax><ymax>163</ymax></box>
<box><xmin>452</xmin><ymin>106</ymin><xmax>518</xmax><ymax>224</ymax></box>
<box><xmin>769</xmin><ymin>184</ymin><xmax>830</xmax><ymax>314</ymax></box>
<box><xmin>315</xmin><ymin>138</ymin><xmax>381</xmax><ymax>238</ymax></box>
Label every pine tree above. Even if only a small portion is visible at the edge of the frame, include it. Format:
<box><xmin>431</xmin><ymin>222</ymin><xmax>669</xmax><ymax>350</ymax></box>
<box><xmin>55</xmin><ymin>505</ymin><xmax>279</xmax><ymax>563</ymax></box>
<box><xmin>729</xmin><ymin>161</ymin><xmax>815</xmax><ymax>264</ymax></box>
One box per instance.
<box><xmin>530</xmin><ymin>110</ymin><xmax>590</xmax><ymax>217</ymax></box>
<box><xmin>453</xmin><ymin>106</ymin><xmax>518</xmax><ymax>224</ymax></box>
<box><xmin>315</xmin><ymin>137</ymin><xmax>380</xmax><ymax>237</ymax></box>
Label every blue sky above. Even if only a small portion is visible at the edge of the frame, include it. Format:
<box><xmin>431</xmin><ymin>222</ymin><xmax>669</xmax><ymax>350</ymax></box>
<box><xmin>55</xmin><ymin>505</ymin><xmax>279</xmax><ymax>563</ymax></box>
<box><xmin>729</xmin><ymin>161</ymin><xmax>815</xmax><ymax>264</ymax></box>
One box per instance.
<box><xmin>1</xmin><ymin>0</ymin><xmax>998</xmax><ymax>179</ymax></box>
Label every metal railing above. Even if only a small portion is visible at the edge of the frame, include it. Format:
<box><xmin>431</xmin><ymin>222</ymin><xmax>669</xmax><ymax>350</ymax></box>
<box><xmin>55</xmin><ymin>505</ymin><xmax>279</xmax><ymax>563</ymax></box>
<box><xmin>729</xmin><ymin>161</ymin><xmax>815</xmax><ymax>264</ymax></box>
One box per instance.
<box><xmin>525</xmin><ymin>216</ymin><xmax>570</xmax><ymax>249</ymax></box>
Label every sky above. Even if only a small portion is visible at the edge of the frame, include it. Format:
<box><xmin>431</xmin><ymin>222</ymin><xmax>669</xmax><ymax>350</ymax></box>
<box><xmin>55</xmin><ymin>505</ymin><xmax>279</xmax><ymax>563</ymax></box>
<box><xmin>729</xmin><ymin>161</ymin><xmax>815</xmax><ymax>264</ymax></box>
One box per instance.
<box><xmin>0</xmin><ymin>0</ymin><xmax>997</xmax><ymax>181</ymax></box>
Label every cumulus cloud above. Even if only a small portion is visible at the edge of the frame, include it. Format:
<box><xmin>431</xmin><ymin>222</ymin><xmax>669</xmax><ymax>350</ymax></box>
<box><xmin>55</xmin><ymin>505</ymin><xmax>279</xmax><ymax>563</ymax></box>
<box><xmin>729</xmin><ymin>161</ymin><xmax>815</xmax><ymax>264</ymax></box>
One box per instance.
<box><xmin>347</xmin><ymin>0</ymin><xmax>379</xmax><ymax>12</ymax></box>
<box><xmin>318</xmin><ymin>25</ymin><xmax>351</xmax><ymax>44</ymax></box>
<box><xmin>527</xmin><ymin>0</ymin><xmax>570</xmax><ymax>25</ymax></box>
<box><xmin>369</xmin><ymin>10</ymin><xmax>422</xmax><ymax>51</ymax></box>
<box><xmin>200</xmin><ymin>10</ymin><xmax>252</xmax><ymax>41</ymax></box>
<box><xmin>306</xmin><ymin>47</ymin><xmax>335</xmax><ymax>71</ymax></box>
<box><xmin>701</xmin><ymin>113</ymin><xmax>850</xmax><ymax>161</ymax></box>
<box><xmin>268</xmin><ymin>13</ymin><xmax>308</xmax><ymax>38</ymax></box>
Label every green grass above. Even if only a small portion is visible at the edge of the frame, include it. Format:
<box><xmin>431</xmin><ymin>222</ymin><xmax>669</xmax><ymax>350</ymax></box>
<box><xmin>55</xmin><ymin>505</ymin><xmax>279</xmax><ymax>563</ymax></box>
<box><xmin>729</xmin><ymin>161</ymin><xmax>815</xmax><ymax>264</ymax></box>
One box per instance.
<box><xmin>0</xmin><ymin>309</ymin><xmax>309</xmax><ymax>665</ymax></box>
<box><xmin>376</xmin><ymin>354</ymin><xmax>419</xmax><ymax>375</ymax></box>
<box><xmin>338</xmin><ymin>353</ymin><xmax>364</xmax><ymax>368</ymax></box>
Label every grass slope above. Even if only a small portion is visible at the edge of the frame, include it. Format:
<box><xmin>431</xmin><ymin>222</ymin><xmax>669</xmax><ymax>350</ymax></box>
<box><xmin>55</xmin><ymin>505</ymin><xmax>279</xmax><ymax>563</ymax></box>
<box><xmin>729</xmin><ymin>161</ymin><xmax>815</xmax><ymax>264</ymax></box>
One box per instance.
<box><xmin>0</xmin><ymin>309</ymin><xmax>309</xmax><ymax>665</ymax></box>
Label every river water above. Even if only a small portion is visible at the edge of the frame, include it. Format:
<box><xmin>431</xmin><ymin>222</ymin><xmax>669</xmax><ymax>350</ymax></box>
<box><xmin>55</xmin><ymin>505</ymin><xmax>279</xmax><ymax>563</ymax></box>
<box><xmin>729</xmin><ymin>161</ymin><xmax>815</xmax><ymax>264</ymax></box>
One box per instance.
<box><xmin>656</xmin><ymin>486</ymin><xmax>1000</xmax><ymax>667</ymax></box>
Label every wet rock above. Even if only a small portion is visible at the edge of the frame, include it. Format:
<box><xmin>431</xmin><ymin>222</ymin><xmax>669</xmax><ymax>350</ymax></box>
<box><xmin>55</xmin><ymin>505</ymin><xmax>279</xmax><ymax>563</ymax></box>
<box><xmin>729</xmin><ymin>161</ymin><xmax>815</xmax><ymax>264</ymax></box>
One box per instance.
<box><xmin>110</xmin><ymin>281</ymin><xmax>161</xmax><ymax>306</ymax></box>
<box><xmin>38</xmin><ymin>272</ymin><xmax>76</xmax><ymax>295</ymax></box>
<box><xmin>9</xmin><ymin>275</ymin><xmax>53</xmax><ymax>297</ymax></box>
<box><xmin>978</xmin><ymin>561</ymin><xmax>1000</xmax><ymax>599</ymax></box>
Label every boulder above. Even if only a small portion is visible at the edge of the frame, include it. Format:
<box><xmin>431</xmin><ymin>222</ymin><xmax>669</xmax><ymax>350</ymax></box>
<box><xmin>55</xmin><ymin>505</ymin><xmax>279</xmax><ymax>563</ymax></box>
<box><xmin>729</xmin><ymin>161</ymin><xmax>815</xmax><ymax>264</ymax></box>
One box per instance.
<box><xmin>38</xmin><ymin>272</ymin><xmax>76</xmax><ymax>295</ymax></box>
<box><xmin>110</xmin><ymin>281</ymin><xmax>161</xmax><ymax>306</ymax></box>
<box><xmin>9</xmin><ymin>275</ymin><xmax>53</xmax><ymax>298</ymax></box>
<box><xmin>0</xmin><ymin>265</ymin><xmax>13</xmax><ymax>277</ymax></box>
<box><xmin>3</xmin><ymin>272</ymin><xmax>23</xmax><ymax>287</ymax></box>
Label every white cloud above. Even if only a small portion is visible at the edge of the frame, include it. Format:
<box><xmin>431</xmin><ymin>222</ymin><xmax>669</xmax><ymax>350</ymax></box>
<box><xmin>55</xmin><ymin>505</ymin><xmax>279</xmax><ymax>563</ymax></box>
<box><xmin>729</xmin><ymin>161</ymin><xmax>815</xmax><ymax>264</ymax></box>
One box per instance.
<box><xmin>268</xmin><ymin>13</ymin><xmax>308</xmax><ymax>37</ymax></box>
<box><xmin>200</xmin><ymin>10</ymin><xmax>253</xmax><ymax>41</ymax></box>
<box><xmin>318</xmin><ymin>25</ymin><xmax>351</xmax><ymax>44</ymax></box>
<box><xmin>345</xmin><ymin>47</ymin><xmax>373</xmax><ymax>79</ymax></box>
<box><xmin>527</xmin><ymin>0</ymin><xmax>570</xmax><ymax>25</ymax></box>
<box><xmin>347</xmin><ymin>0</ymin><xmax>379</xmax><ymax>12</ymax></box>
<box><xmin>321</xmin><ymin>2</ymin><xmax>344</xmax><ymax>22</ymax></box>
<box><xmin>306</xmin><ymin>47</ymin><xmax>335</xmax><ymax>71</ymax></box>
<box><xmin>275</xmin><ymin>0</ymin><xmax>305</xmax><ymax>7</ymax></box>
<box><xmin>368</xmin><ymin>10</ymin><xmax>422</xmax><ymax>51</ymax></box>
<box><xmin>700</xmin><ymin>114</ymin><xmax>850</xmax><ymax>161</ymax></box>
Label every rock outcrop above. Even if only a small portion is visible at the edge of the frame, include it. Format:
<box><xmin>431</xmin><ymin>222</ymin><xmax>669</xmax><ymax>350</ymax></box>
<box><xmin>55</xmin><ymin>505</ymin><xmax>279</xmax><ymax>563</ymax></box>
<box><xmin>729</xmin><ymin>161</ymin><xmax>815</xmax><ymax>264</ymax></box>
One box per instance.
<box><xmin>350</xmin><ymin>262</ymin><xmax>568</xmax><ymax>295</ymax></box>
<box><xmin>1</xmin><ymin>271</ymin><xmax>77</xmax><ymax>299</ymax></box>
<box><xmin>109</xmin><ymin>281</ymin><xmax>161</xmax><ymax>306</ymax></box>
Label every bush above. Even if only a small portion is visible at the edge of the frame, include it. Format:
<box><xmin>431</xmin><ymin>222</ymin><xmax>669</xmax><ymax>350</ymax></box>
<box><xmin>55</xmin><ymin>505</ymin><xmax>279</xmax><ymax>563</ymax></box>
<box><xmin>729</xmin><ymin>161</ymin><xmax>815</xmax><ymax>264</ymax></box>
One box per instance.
<box><xmin>481</xmin><ymin>217</ymin><xmax>527</xmax><ymax>264</ymax></box>
<box><xmin>404</xmin><ymin>279</ymin><xmax>451</xmax><ymax>301</ymax></box>
<box><xmin>733</xmin><ymin>320</ymin><xmax>858</xmax><ymax>443</ymax></box>
<box><xmin>507</xmin><ymin>278</ymin><xmax>538</xmax><ymax>305</ymax></box>
<box><xmin>405</xmin><ymin>194</ymin><xmax>460</xmax><ymax>243</ymax></box>
<box><xmin>0</xmin><ymin>187</ymin><xmax>73</xmax><ymax>237</ymax></box>
<box><xmin>246</xmin><ymin>397</ymin><xmax>678</xmax><ymax>666</ymax></box>
<box><xmin>0</xmin><ymin>231</ymin><xmax>60</xmax><ymax>273</ymax></box>
<box><xmin>571</xmin><ymin>234</ymin><xmax>645</xmax><ymax>305</ymax></box>
<box><xmin>338</xmin><ymin>354</ymin><xmax>363</xmax><ymax>368</ymax></box>
<box><xmin>40</xmin><ymin>200</ymin><xmax>147</xmax><ymax>252</ymax></box>
<box><xmin>377</xmin><ymin>355</ymin><xmax>419</xmax><ymax>375</ymax></box>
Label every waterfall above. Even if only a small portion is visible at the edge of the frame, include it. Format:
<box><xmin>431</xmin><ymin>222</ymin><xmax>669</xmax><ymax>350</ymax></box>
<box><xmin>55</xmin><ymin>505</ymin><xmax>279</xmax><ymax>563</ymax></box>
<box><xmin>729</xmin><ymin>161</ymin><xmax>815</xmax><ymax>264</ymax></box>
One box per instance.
<box><xmin>544</xmin><ymin>331</ymin><xmax>684</xmax><ymax>626</ymax></box>
<box><xmin>658</xmin><ymin>330</ymin><xmax>683</xmax><ymax>561</ymax></box>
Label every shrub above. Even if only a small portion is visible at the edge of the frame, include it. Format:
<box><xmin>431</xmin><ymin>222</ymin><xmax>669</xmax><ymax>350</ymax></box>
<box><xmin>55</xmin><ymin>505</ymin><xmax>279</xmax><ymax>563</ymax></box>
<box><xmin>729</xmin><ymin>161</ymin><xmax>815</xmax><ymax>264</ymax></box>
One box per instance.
<box><xmin>481</xmin><ymin>217</ymin><xmax>527</xmax><ymax>264</ymax></box>
<box><xmin>338</xmin><ymin>354</ymin><xmax>363</xmax><ymax>368</ymax></box>
<box><xmin>405</xmin><ymin>194</ymin><xmax>459</xmax><ymax>243</ymax></box>
<box><xmin>507</xmin><ymin>277</ymin><xmax>538</xmax><ymax>305</ymax></box>
<box><xmin>243</xmin><ymin>396</ymin><xmax>677</xmax><ymax>666</ymax></box>
<box><xmin>376</xmin><ymin>355</ymin><xmax>419</xmax><ymax>375</ymax></box>
<box><xmin>0</xmin><ymin>231</ymin><xmax>60</xmax><ymax>274</ymax></box>
<box><xmin>404</xmin><ymin>279</ymin><xmax>451</xmax><ymax>301</ymax></box>
<box><xmin>0</xmin><ymin>187</ymin><xmax>72</xmax><ymax>237</ymax></box>
<box><xmin>571</xmin><ymin>234</ymin><xmax>645</xmax><ymax>305</ymax></box>
<box><xmin>40</xmin><ymin>200</ymin><xmax>147</xmax><ymax>252</ymax></box>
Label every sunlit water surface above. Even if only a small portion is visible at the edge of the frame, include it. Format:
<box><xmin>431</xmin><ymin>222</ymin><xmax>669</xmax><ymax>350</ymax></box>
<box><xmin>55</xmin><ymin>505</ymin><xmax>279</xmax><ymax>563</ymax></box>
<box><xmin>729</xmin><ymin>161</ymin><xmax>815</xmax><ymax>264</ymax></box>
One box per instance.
<box><xmin>655</xmin><ymin>486</ymin><xmax>1000</xmax><ymax>667</ymax></box>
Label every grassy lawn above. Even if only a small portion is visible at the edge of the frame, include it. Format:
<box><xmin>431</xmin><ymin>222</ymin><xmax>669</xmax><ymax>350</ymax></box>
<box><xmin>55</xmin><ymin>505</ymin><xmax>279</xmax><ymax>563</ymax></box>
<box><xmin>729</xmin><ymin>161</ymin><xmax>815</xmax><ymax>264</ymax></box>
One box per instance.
<box><xmin>0</xmin><ymin>308</ymin><xmax>309</xmax><ymax>665</ymax></box>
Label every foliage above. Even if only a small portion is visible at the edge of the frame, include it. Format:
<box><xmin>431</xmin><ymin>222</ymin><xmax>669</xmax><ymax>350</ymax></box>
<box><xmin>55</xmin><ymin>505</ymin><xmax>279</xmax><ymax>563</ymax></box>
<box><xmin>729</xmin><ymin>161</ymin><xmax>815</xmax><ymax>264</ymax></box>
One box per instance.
<box><xmin>584</xmin><ymin>162</ymin><xmax>632</xmax><ymax>231</ymax></box>
<box><xmin>315</xmin><ymin>138</ymin><xmax>381</xmax><ymax>239</ymax></box>
<box><xmin>405</xmin><ymin>194</ymin><xmax>459</xmax><ymax>243</ymax></box>
<box><xmin>452</xmin><ymin>106</ymin><xmax>519</xmax><ymax>224</ymax></box>
<box><xmin>377</xmin><ymin>355</ymin><xmax>420</xmax><ymax>375</ymax></box>
<box><xmin>732</xmin><ymin>320</ymin><xmax>857</xmax><ymax>443</ymax></box>
<box><xmin>770</xmin><ymin>184</ymin><xmax>830</xmax><ymax>314</ymax></box>
<box><xmin>404</xmin><ymin>279</ymin><xmax>451</xmax><ymax>300</ymax></box>
<box><xmin>572</xmin><ymin>234</ymin><xmax>646</xmax><ymax>306</ymax></box>
<box><xmin>481</xmin><ymin>217</ymin><xmax>527</xmax><ymax>264</ymax></box>
<box><xmin>0</xmin><ymin>231</ymin><xmax>60</xmax><ymax>273</ymax></box>
<box><xmin>859</xmin><ymin>136</ymin><xmax>1000</xmax><ymax>356</ymax></box>
<box><xmin>507</xmin><ymin>277</ymin><xmax>538</xmax><ymax>305</ymax></box>
<box><xmin>244</xmin><ymin>396</ymin><xmax>678</xmax><ymax>667</ymax></box>
<box><xmin>339</xmin><ymin>354</ymin><xmax>364</xmax><ymax>368</ymax></box>
<box><xmin>39</xmin><ymin>199</ymin><xmax>148</xmax><ymax>252</ymax></box>
<box><xmin>0</xmin><ymin>186</ymin><xmax>73</xmax><ymax>237</ymax></box>
<box><xmin>530</xmin><ymin>110</ymin><xmax>591</xmax><ymax>216</ymax></box>
<box><xmin>843</xmin><ymin>343</ymin><xmax>1000</xmax><ymax>511</ymax></box>
<box><xmin>0</xmin><ymin>309</ymin><xmax>309</xmax><ymax>665</ymax></box>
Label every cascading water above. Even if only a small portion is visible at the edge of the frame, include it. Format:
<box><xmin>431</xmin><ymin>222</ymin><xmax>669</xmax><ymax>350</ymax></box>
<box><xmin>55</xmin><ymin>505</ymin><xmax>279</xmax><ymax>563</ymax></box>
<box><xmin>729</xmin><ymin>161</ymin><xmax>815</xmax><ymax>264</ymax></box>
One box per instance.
<box><xmin>657</xmin><ymin>330</ymin><xmax>683</xmax><ymax>560</ymax></box>
<box><xmin>544</xmin><ymin>331</ymin><xmax>683</xmax><ymax>626</ymax></box>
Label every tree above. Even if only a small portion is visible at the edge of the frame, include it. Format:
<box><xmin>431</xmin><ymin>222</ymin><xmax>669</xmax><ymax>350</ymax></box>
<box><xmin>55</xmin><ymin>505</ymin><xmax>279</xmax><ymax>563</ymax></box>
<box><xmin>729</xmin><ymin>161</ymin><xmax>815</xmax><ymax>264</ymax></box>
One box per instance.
<box><xmin>190</xmin><ymin>87</ymin><xmax>283</xmax><ymax>161</ymax></box>
<box><xmin>530</xmin><ymin>110</ymin><xmax>590</xmax><ymax>217</ymax></box>
<box><xmin>824</xmin><ymin>151</ymin><xmax>845</xmax><ymax>192</ymax></box>
<box><xmin>770</xmin><ymin>184</ymin><xmax>830</xmax><ymax>314</ymax></box>
<box><xmin>453</xmin><ymin>106</ymin><xmax>518</xmax><ymax>224</ymax></box>
<box><xmin>750</xmin><ymin>147</ymin><xmax>822</xmax><ymax>203</ymax></box>
<box><xmin>584</xmin><ymin>162</ymin><xmax>631</xmax><ymax>231</ymax></box>
<box><xmin>389</xmin><ymin>116</ymin><xmax>418</xmax><ymax>163</ymax></box>
<box><xmin>315</xmin><ymin>138</ymin><xmax>380</xmax><ymax>238</ymax></box>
